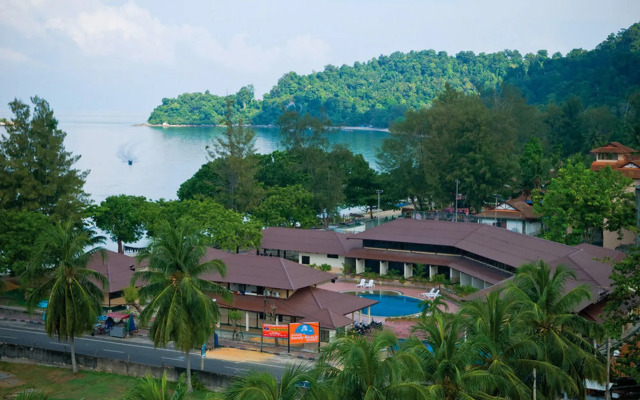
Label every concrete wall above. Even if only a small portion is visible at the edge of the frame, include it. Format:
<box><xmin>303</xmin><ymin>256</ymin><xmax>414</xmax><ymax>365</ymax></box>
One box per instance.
<box><xmin>0</xmin><ymin>343</ymin><xmax>231</xmax><ymax>389</ymax></box>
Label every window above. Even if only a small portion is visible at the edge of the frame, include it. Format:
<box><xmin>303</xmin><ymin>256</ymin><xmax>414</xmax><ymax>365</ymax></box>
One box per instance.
<box><xmin>301</xmin><ymin>255</ymin><xmax>310</xmax><ymax>264</ymax></box>
<box><xmin>327</xmin><ymin>254</ymin><xmax>339</xmax><ymax>259</ymax></box>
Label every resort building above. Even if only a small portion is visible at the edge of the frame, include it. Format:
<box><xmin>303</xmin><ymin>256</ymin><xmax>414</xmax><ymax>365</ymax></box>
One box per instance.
<box><xmin>474</xmin><ymin>195</ymin><xmax>541</xmax><ymax>236</ymax></box>
<box><xmin>590</xmin><ymin>142</ymin><xmax>640</xmax><ymax>249</ymax></box>
<box><xmin>263</xmin><ymin>219</ymin><xmax>623</xmax><ymax>317</ymax></box>
<box><xmin>88</xmin><ymin>249</ymin><xmax>137</xmax><ymax>309</ymax></box>
<box><xmin>201</xmin><ymin>248</ymin><xmax>376</xmax><ymax>341</ymax></box>
<box><xmin>88</xmin><ymin>248</ymin><xmax>376</xmax><ymax>341</ymax></box>
<box><xmin>260</xmin><ymin>227</ymin><xmax>360</xmax><ymax>271</ymax></box>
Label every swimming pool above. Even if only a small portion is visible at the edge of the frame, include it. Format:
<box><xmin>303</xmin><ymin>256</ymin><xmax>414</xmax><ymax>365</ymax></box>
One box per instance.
<box><xmin>344</xmin><ymin>290</ymin><xmax>422</xmax><ymax>317</ymax></box>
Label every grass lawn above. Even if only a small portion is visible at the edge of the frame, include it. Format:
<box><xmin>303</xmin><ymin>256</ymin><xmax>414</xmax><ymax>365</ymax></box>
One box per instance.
<box><xmin>0</xmin><ymin>362</ymin><xmax>219</xmax><ymax>399</ymax></box>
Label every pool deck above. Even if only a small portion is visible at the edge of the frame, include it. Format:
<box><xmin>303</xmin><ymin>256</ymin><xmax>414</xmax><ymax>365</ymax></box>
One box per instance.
<box><xmin>317</xmin><ymin>280</ymin><xmax>459</xmax><ymax>339</ymax></box>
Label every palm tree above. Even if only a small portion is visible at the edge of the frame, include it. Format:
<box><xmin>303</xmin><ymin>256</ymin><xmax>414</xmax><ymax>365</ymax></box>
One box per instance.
<box><xmin>408</xmin><ymin>312</ymin><xmax>510</xmax><ymax>400</ymax></box>
<box><xmin>124</xmin><ymin>371</ymin><xmax>186</xmax><ymax>400</ymax></box>
<box><xmin>316</xmin><ymin>330</ymin><xmax>427</xmax><ymax>399</ymax></box>
<box><xmin>507</xmin><ymin>260</ymin><xmax>606</xmax><ymax>399</ymax></box>
<box><xmin>15</xmin><ymin>390</ymin><xmax>50</xmax><ymax>400</ymax></box>
<box><xmin>131</xmin><ymin>223</ymin><xmax>232</xmax><ymax>393</ymax></box>
<box><xmin>224</xmin><ymin>364</ymin><xmax>328</xmax><ymax>400</ymax></box>
<box><xmin>23</xmin><ymin>221</ymin><xmax>107</xmax><ymax>374</ymax></box>
<box><xmin>461</xmin><ymin>289</ymin><xmax>573</xmax><ymax>399</ymax></box>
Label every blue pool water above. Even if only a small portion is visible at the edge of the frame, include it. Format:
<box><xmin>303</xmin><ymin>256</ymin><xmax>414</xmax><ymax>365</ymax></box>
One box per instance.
<box><xmin>345</xmin><ymin>290</ymin><xmax>422</xmax><ymax>317</ymax></box>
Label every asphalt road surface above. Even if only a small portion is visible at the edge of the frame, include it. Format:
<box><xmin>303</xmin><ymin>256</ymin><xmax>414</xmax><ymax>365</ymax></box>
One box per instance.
<box><xmin>0</xmin><ymin>321</ymin><xmax>289</xmax><ymax>379</ymax></box>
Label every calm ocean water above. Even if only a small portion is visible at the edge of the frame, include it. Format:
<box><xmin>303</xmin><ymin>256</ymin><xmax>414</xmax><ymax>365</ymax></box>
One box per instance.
<box><xmin>2</xmin><ymin>113</ymin><xmax>389</xmax><ymax>250</ymax></box>
<box><xmin>45</xmin><ymin>113</ymin><xmax>390</xmax><ymax>205</ymax></box>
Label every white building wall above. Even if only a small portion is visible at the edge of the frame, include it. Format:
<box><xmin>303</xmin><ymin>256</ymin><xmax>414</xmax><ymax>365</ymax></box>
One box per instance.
<box><xmin>299</xmin><ymin>252</ymin><xmax>345</xmax><ymax>270</ymax></box>
<box><xmin>524</xmin><ymin>222</ymin><xmax>542</xmax><ymax>236</ymax></box>
<box><xmin>506</xmin><ymin>220</ymin><xmax>523</xmax><ymax>234</ymax></box>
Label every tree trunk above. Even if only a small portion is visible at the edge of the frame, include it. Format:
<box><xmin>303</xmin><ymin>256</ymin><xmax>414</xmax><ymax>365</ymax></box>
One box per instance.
<box><xmin>186</xmin><ymin>350</ymin><xmax>193</xmax><ymax>393</ymax></box>
<box><xmin>117</xmin><ymin>238</ymin><xmax>123</xmax><ymax>254</ymax></box>
<box><xmin>70</xmin><ymin>337</ymin><xmax>78</xmax><ymax>373</ymax></box>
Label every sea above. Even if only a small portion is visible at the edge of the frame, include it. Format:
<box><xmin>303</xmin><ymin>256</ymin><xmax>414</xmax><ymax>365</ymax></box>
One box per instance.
<box><xmin>1</xmin><ymin>112</ymin><xmax>390</xmax><ymax>250</ymax></box>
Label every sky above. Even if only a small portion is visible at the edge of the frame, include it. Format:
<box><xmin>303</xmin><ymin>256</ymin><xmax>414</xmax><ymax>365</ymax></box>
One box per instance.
<box><xmin>1</xmin><ymin>0</ymin><xmax>639</xmax><ymax>119</ymax></box>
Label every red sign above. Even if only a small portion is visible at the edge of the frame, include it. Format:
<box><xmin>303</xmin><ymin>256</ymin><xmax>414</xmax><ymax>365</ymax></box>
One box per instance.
<box><xmin>289</xmin><ymin>322</ymin><xmax>319</xmax><ymax>344</ymax></box>
<box><xmin>262</xmin><ymin>324</ymin><xmax>288</xmax><ymax>338</ymax></box>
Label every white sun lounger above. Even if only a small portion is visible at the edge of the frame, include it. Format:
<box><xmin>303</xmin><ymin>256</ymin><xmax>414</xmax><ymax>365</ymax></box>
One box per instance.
<box><xmin>356</xmin><ymin>279</ymin><xmax>366</xmax><ymax>288</ymax></box>
<box><xmin>420</xmin><ymin>288</ymin><xmax>437</xmax><ymax>297</ymax></box>
<box><xmin>424</xmin><ymin>289</ymin><xmax>440</xmax><ymax>299</ymax></box>
<box><xmin>364</xmin><ymin>279</ymin><xmax>375</xmax><ymax>289</ymax></box>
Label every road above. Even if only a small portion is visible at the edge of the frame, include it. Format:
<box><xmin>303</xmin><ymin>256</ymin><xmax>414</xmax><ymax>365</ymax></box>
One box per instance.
<box><xmin>0</xmin><ymin>321</ymin><xmax>289</xmax><ymax>379</ymax></box>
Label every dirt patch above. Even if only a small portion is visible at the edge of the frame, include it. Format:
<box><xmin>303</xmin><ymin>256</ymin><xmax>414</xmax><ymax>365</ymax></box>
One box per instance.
<box><xmin>206</xmin><ymin>348</ymin><xmax>274</xmax><ymax>362</ymax></box>
<box><xmin>0</xmin><ymin>371</ymin><xmax>21</xmax><ymax>388</ymax></box>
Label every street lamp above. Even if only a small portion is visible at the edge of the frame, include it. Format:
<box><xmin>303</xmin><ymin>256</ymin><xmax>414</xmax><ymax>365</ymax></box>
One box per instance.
<box><xmin>375</xmin><ymin>189</ymin><xmax>384</xmax><ymax>211</ymax></box>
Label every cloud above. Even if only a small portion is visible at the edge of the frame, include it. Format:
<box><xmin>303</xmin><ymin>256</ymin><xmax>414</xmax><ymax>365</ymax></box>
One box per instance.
<box><xmin>0</xmin><ymin>47</ymin><xmax>29</xmax><ymax>63</ymax></box>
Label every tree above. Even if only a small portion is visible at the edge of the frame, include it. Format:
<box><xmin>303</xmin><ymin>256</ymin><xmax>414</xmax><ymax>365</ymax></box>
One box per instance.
<box><xmin>91</xmin><ymin>195</ymin><xmax>148</xmax><ymax>254</ymax></box>
<box><xmin>277</xmin><ymin>110</ymin><xmax>331</xmax><ymax>151</ymax></box>
<box><xmin>605</xmin><ymin>247</ymin><xmax>640</xmax><ymax>382</ymax></box>
<box><xmin>204</xmin><ymin>98</ymin><xmax>262</xmax><ymax>213</ymax></box>
<box><xmin>534</xmin><ymin>160</ymin><xmax>634</xmax><ymax>244</ymax></box>
<box><xmin>461</xmin><ymin>290</ymin><xmax>569</xmax><ymax>400</ymax></box>
<box><xmin>0</xmin><ymin>97</ymin><xmax>88</xmax><ymax>219</ymax></box>
<box><xmin>507</xmin><ymin>261</ymin><xmax>606</xmax><ymax>399</ymax></box>
<box><xmin>23</xmin><ymin>221</ymin><xmax>108</xmax><ymax>374</ymax></box>
<box><xmin>124</xmin><ymin>371</ymin><xmax>186</xmax><ymax>400</ymax></box>
<box><xmin>131</xmin><ymin>223</ymin><xmax>232</xmax><ymax>393</ymax></box>
<box><xmin>407</xmin><ymin>313</ymin><xmax>509</xmax><ymax>399</ymax></box>
<box><xmin>224</xmin><ymin>364</ymin><xmax>328</xmax><ymax>400</ymax></box>
<box><xmin>0</xmin><ymin>209</ymin><xmax>49</xmax><ymax>275</ymax></box>
<box><xmin>519</xmin><ymin>136</ymin><xmax>551</xmax><ymax>195</ymax></box>
<box><xmin>315</xmin><ymin>330</ymin><xmax>427</xmax><ymax>399</ymax></box>
<box><xmin>253</xmin><ymin>185</ymin><xmax>318</xmax><ymax>228</ymax></box>
<box><xmin>379</xmin><ymin>86</ymin><xmax>519</xmax><ymax>212</ymax></box>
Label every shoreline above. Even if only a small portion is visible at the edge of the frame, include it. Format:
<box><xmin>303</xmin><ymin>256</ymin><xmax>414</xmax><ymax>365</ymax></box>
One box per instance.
<box><xmin>136</xmin><ymin>123</ymin><xmax>389</xmax><ymax>132</ymax></box>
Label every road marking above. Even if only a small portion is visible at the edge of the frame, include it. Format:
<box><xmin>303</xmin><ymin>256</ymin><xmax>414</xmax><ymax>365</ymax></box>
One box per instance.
<box><xmin>0</xmin><ymin>336</ymin><xmax>16</xmax><ymax>339</ymax></box>
<box><xmin>242</xmin><ymin>362</ymin><xmax>286</xmax><ymax>369</ymax></box>
<box><xmin>161</xmin><ymin>356</ymin><xmax>184</xmax><ymax>362</ymax></box>
<box><xmin>49</xmin><ymin>342</ymin><xmax>64</xmax><ymax>346</ymax></box>
<box><xmin>103</xmin><ymin>349</ymin><xmax>124</xmax><ymax>354</ymax></box>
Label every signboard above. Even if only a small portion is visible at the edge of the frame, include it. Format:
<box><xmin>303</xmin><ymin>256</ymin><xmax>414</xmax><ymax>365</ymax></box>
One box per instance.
<box><xmin>289</xmin><ymin>322</ymin><xmax>319</xmax><ymax>344</ymax></box>
<box><xmin>262</xmin><ymin>324</ymin><xmax>289</xmax><ymax>338</ymax></box>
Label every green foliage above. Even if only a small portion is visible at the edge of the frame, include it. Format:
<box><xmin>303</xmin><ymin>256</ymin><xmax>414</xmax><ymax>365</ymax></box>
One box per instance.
<box><xmin>605</xmin><ymin>247</ymin><xmax>640</xmax><ymax>382</ymax></box>
<box><xmin>0</xmin><ymin>210</ymin><xmax>49</xmax><ymax>276</ymax></box>
<box><xmin>123</xmin><ymin>371</ymin><xmax>186</xmax><ymax>400</ymax></box>
<box><xmin>131</xmin><ymin>223</ymin><xmax>232</xmax><ymax>393</ymax></box>
<box><xmin>144</xmin><ymin>199</ymin><xmax>262</xmax><ymax>253</ymax></box>
<box><xmin>148</xmin><ymin>86</ymin><xmax>260</xmax><ymax>125</ymax></box>
<box><xmin>519</xmin><ymin>136</ymin><xmax>551</xmax><ymax>194</ymax></box>
<box><xmin>23</xmin><ymin>220</ymin><xmax>108</xmax><ymax>373</ymax></box>
<box><xmin>228</xmin><ymin>309</ymin><xmax>243</xmax><ymax>323</ymax></box>
<box><xmin>224</xmin><ymin>364</ymin><xmax>326</xmax><ymax>400</ymax></box>
<box><xmin>534</xmin><ymin>160</ymin><xmax>635</xmax><ymax>244</ymax></box>
<box><xmin>0</xmin><ymin>97</ymin><xmax>88</xmax><ymax>220</ymax></box>
<box><xmin>91</xmin><ymin>195</ymin><xmax>148</xmax><ymax>253</ymax></box>
<box><xmin>15</xmin><ymin>390</ymin><xmax>50</xmax><ymax>400</ymax></box>
<box><xmin>253</xmin><ymin>185</ymin><xmax>317</xmax><ymax>228</ymax></box>
<box><xmin>378</xmin><ymin>86</ymin><xmax>519</xmax><ymax>212</ymax></box>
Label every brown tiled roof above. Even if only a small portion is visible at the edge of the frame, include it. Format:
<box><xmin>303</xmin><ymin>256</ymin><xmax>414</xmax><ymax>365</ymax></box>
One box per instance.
<box><xmin>590</xmin><ymin>142</ymin><xmax>638</xmax><ymax>154</ymax></box>
<box><xmin>201</xmin><ymin>248</ymin><xmax>334</xmax><ymax>290</ymax></box>
<box><xmin>261</xmin><ymin>227</ymin><xmax>361</xmax><ymax>255</ymax></box>
<box><xmin>87</xmin><ymin>250</ymin><xmax>136</xmax><ymax>293</ymax></box>
<box><xmin>344</xmin><ymin>248</ymin><xmax>510</xmax><ymax>284</ymax></box>
<box><xmin>474</xmin><ymin>198</ymin><xmax>539</xmax><ymax>221</ymax></box>
<box><xmin>214</xmin><ymin>287</ymin><xmax>377</xmax><ymax>329</ymax></box>
<box><xmin>591</xmin><ymin>160</ymin><xmax>640</xmax><ymax>179</ymax></box>
<box><xmin>350</xmin><ymin>219</ymin><xmax>576</xmax><ymax>268</ymax></box>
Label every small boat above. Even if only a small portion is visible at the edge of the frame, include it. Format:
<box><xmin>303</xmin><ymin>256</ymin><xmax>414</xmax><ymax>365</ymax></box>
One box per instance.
<box><xmin>127</xmin><ymin>160</ymin><xmax>133</xmax><ymax>166</ymax></box>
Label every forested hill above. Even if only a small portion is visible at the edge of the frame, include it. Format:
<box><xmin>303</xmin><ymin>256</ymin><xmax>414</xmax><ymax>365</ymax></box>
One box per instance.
<box><xmin>148</xmin><ymin>22</ymin><xmax>640</xmax><ymax>128</ymax></box>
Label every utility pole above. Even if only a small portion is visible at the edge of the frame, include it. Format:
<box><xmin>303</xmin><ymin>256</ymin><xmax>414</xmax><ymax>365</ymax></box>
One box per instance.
<box><xmin>376</xmin><ymin>189</ymin><xmax>383</xmax><ymax>212</ymax></box>
<box><xmin>533</xmin><ymin>368</ymin><xmax>536</xmax><ymax>400</ymax></box>
<box><xmin>454</xmin><ymin>180</ymin><xmax>459</xmax><ymax>222</ymax></box>
<box><xmin>605</xmin><ymin>338</ymin><xmax>611</xmax><ymax>400</ymax></box>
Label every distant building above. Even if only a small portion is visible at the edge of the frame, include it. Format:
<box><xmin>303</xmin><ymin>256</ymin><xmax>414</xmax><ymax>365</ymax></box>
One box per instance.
<box><xmin>474</xmin><ymin>195</ymin><xmax>541</xmax><ymax>236</ymax></box>
<box><xmin>590</xmin><ymin>142</ymin><xmax>640</xmax><ymax>249</ymax></box>
<box><xmin>87</xmin><ymin>250</ymin><xmax>137</xmax><ymax>309</ymax></box>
